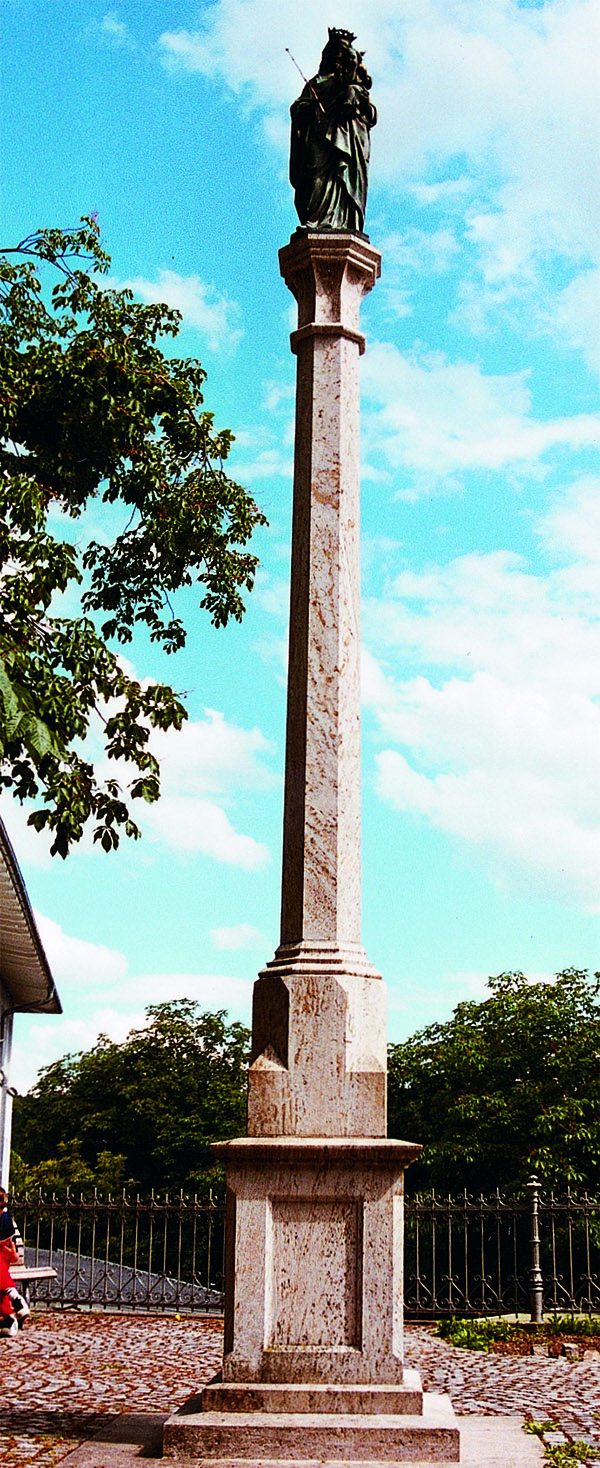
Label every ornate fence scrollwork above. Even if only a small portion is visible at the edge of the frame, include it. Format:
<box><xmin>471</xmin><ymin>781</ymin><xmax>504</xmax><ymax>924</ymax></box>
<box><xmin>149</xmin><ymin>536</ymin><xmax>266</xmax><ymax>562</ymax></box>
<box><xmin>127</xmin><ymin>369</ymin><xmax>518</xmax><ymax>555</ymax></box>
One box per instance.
<box><xmin>403</xmin><ymin>1182</ymin><xmax>600</xmax><ymax>1319</ymax></box>
<box><xmin>403</xmin><ymin>1188</ymin><xmax>532</xmax><ymax>1319</ymax></box>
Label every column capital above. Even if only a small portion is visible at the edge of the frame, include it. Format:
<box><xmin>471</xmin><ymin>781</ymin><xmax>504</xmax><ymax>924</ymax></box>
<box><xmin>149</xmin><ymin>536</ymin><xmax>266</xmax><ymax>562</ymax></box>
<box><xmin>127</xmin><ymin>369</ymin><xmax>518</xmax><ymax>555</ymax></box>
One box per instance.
<box><xmin>279</xmin><ymin>231</ymin><xmax>381</xmax><ymax>346</ymax></box>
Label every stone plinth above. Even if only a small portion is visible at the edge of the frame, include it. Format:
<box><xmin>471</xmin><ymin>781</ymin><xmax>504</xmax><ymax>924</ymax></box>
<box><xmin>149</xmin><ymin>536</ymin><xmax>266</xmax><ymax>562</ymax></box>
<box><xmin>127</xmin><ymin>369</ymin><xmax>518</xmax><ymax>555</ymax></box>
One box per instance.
<box><xmin>163</xmin><ymin>1399</ymin><xmax>460</xmax><ymax>1462</ymax></box>
<box><xmin>163</xmin><ymin>1135</ymin><xmax>461</xmax><ymax>1460</ymax></box>
<box><xmin>216</xmin><ymin>1139</ymin><xmax>419</xmax><ymax>1387</ymax></box>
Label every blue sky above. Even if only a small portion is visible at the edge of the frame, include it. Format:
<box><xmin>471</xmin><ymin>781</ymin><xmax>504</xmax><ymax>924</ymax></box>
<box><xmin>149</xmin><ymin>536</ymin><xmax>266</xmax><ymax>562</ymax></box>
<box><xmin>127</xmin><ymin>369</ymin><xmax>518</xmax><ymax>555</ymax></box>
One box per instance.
<box><xmin>2</xmin><ymin>0</ymin><xmax>600</xmax><ymax>1093</ymax></box>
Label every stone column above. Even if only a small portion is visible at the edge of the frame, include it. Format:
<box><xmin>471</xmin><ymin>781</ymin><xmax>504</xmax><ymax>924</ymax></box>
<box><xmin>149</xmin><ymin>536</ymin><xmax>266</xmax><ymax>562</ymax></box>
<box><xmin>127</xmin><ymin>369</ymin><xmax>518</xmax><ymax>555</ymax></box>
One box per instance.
<box><xmin>248</xmin><ymin>233</ymin><xmax>387</xmax><ymax>1142</ymax></box>
<box><xmin>163</xmin><ymin>231</ymin><xmax>459</xmax><ymax>1462</ymax></box>
<box><xmin>279</xmin><ymin>232</ymin><xmax>377</xmax><ymax>954</ymax></box>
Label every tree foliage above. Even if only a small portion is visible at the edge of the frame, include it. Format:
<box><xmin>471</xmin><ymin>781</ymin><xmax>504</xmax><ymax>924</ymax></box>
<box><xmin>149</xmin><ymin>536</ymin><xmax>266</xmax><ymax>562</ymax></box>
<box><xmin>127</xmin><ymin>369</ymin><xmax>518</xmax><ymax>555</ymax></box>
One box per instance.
<box><xmin>12</xmin><ymin>1001</ymin><xmax>250</xmax><ymax>1197</ymax></box>
<box><xmin>0</xmin><ymin>218</ymin><xmax>266</xmax><ymax>855</ymax></box>
<box><xmin>388</xmin><ymin>969</ymin><xmax>600</xmax><ymax>1196</ymax></box>
<box><xmin>15</xmin><ymin>973</ymin><xmax>600</xmax><ymax>1202</ymax></box>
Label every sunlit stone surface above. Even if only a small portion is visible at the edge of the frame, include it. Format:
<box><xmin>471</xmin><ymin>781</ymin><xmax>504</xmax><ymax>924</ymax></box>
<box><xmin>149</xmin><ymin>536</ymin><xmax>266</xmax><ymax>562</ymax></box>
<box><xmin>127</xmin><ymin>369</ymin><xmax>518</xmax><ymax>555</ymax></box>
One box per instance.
<box><xmin>163</xmin><ymin>233</ymin><xmax>460</xmax><ymax>1463</ymax></box>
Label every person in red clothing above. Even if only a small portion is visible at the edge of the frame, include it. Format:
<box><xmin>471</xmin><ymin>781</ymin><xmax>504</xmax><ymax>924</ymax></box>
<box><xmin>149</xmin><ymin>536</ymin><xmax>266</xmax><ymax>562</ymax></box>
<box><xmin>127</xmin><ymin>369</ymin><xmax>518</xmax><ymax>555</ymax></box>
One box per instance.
<box><xmin>0</xmin><ymin>1187</ymin><xmax>29</xmax><ymax>1331</ymax></box>
<box><xmin>0</xmin><ymin>1234</ymin><xmax>20</xmax><ymax>1336</ymax></box>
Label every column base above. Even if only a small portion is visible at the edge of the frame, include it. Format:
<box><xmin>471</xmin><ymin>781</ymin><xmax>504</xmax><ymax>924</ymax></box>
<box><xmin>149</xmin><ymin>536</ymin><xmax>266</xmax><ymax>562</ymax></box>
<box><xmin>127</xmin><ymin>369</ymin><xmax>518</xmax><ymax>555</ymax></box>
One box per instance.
<box><xmin>249</xmin><ymin>946</ymin><xmax>389</xmax><ymax>1137</ymax></box>
<box><xmin>201</xmin><ymin>1373</ymin><xmax>424</xmax><ymax>1413</ymax></box>
<box><xmin>163</xmin><ymin>1389</ymin><xmax>460</xmax><ymax>1462</ymax></box>
<box><xmin>163</xmin><ymin>1138</ymin><xmax>457</xmax><ymax>1461</ymax></box>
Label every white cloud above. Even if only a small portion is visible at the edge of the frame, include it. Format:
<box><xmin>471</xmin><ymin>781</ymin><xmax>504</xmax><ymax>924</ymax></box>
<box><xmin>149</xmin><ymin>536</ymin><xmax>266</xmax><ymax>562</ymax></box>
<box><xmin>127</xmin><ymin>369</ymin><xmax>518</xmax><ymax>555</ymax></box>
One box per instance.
<box><xmin>387</xmin><ymin>968</ymin><xmax>492</xmax><ymax>1037</ymax></box>
<box><xmin>141</xmin><ymin>710</ymin><xmax>275</xmax><ymax>864</ymax></box>
<box><xmin>158</xmin><ymin>0</ymin><xmax>600</xmax><ymax>281</ymax></box>
<box><xmin>96</xmin><ymin>707</ymin><xmax>274</xmax><ymax>867</ymax></box>
<box><xmin>361</xmin><ymin>343</ymin><xmax>600</xmax><ymax>481</ymax></box>
<box><xmin>105</xmin><ymin>970</ymin><xmax>252</xmax><ymax>1014</ymax></box>
<box><xmin>157</xmin><ymin>0</ymin><xmax>600</xmax><ymax>391</ymax></box>
<box><xmin>9</xmin><ymin>914</ymin><xmax>255</xmax><ymax>1093</ymax></box>
<box><xmin>210</xmin><ymin>923</ymin><xmax>266</xmax><ymax>950</ymax></box>
<box><xmin>0</xmin><ymin>800</ymin><xmax>53</xmax><ymax>870</ymax></box>
<box><xmin>228</xmin><ymin>412</ymin><xmax>294</xmax><ymax>486</ymax></box>
<box><xmin>386</xmin><ymin>966</ymin><xmax>556</xmax><ymax>1040</ymax></box>
<box><xmin>158</xmin><ymin>9</ymin><xmax>305</xmax><ymax>106</ymax></box>
<box><xmin>98</xmin><ymin>12</ymin><xmax>134</xmax><ymax>48</ymax></box>
<box><xmin>12</xmin><ymin>971</ymin><xmax>253</xmax><ymax>1094</ymax></box>
<box><xmin>2</xmin><ymin>708</ymin><xmax>275</xmax><ymax>873</ymax></box>
<box><xmin>33</xmin><ymin>912</ymin><xmax>128</xmax><ymax>988</ymax></box>
<box><xmin>554</xmin><ymin>268</ymin><xmax>600</xmax><ymax>379</ymax></box>
<box><xmin>379</xmin><ymin>228</ymin><xmax>460</xmax><ymax>277</ymax></box>
<box><xmin>150</xmin><ymin>708</ymin><xmax>274</xmax><ymax>798</ymax></box>
<box><xmin>254</xmin><ymin>570</ymin><xmax>290</xmax><ymax>620</ymax></box>
<box><xmin>539</xmin><ymin>474</ymin><xmax>600</xmax><ymax>579</ymax></box>
<box><xmin>13</xmin><ymin>1013</ymin><xmax>137</xmax><ymax>1094</ymax></box>
<box><xmin>112</xmin><ymin>270</ymin><xmax>242</xmax><ymax>352</ymax></box>
<box><xmin>365</xmin><ymin>478</ymin><xmax>600</xmax><ymax>909</ymax></box>
<box><xmin>230</xmin><ymin>446</ymin><xmax>293</xmax><ymax>484</ymax></box>
<box><xmin>145</xmin><ymin>796</ymin><xmax>269</xmax><ymax>868</ymax></box>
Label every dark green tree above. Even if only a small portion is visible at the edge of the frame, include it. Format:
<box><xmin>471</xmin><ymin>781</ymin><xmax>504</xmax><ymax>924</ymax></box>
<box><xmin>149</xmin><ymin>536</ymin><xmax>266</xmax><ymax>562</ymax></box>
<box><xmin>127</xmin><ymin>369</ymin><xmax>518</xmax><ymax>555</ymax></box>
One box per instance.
<box><xmin>0</xmin><ymin>218</ymin><xmax>266</xmax><ymax>855</ymax></box>
<box><xmin>388</xmin><ymin>969</ymin><xmax>600</xmax><ymax>1195</ymax></box>
<box><xmin>12</xmin><ymin>1001</ymin><xmax>250</xmax><ymax>1197</ymax></box>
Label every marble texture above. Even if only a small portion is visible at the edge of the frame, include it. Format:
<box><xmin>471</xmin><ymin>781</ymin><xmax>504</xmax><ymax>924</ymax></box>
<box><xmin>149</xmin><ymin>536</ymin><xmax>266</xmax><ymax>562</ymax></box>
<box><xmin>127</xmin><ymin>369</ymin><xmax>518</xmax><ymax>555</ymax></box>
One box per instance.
<box><xmin>248</xmin><ymin>234</ymin><xmax>385</xmax><ymax>1142</ymax></box>
<box><xmin>213</xmin><ymin>1138</ymin><xmax>420</xmax><ymax>1388</ymax></box>
<box><xmin>163</xmin><ymin>1396</ymin><xmax>460</xmax><ymax>1462</ymax></box>
<box><xmin>248</xmin><ymin>954</ymin><xmax>387</xmax><ymax>1138</ymax></box>
<box><xmin>277</xmin><ymin>234</ymin><xmax>380</xmax><ymax>956</ymax></box>
<box><xmin>200</xmin><ymin>1374</ymin><xmax>424</xmax><ymax>1414</ymax></box>
<box><xmin>162</xmin><ymin>234</ymin><xmax>457</xmax><ymax>1463</ymax></box>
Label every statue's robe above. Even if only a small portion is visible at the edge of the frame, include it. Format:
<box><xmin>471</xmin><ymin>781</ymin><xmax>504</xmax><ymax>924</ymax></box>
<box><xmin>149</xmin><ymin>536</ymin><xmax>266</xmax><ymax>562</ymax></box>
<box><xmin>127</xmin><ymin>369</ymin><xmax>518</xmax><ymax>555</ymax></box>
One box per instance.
<box><xmin>290</xmin><ymin>72</ymin><xmax>376</xmax><ymax>233</ymax></box>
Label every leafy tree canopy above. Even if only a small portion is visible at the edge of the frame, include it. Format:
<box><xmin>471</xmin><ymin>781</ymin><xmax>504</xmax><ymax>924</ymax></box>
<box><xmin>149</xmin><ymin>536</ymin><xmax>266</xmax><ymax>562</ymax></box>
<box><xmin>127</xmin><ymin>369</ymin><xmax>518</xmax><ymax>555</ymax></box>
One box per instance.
<box><xmin>12</xmin><ymin>1001</ymin><xmax>250</xmax><ymax>1198</ymax></box>
<box><xmin>16</xmin><ymin>973</ymin><xmax>599</xmax><ymax>1202</ymax></box>
<box><xmin>388</xmin><ymin>969</ymin><xmax>600</xmax><ymax>1196</ymax></box>
<box><xmin>0</xmin><ymin>218</ymin><xmax>266</xmax><ymax>855</ymax></box>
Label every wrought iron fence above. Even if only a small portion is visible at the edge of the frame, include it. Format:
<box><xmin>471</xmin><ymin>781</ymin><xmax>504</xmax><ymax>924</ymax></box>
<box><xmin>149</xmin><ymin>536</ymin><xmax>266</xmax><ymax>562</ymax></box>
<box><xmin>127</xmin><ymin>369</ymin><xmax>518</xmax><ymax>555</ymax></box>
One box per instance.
<box><xmin>404</xmin><ymin>1187</ymin><xmax>532</xmax><ymax>1318</ymax></box>
<box><xmin>404</xmin><ymin>1178</ymin><xmax>600</xmax><ymax>1319</ymax></box>
<box><xmin>13</xmin><ymin>1189</ymin><xmax>225</xmax><ymax>1311</ymax></box>
<box><xmin>10</xmin><ymin>1177</ymin><xmax>600</xmax><ymax>1318</ymax></box>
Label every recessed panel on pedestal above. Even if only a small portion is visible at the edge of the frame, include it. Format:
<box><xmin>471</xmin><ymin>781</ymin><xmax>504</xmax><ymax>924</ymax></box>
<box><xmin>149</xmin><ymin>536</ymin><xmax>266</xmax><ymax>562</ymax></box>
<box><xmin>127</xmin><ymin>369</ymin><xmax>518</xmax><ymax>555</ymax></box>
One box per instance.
<box><xmin>267</xmin><ymin>1197</ymin><xmax>361</xmax><ymax>1348</ymax></box>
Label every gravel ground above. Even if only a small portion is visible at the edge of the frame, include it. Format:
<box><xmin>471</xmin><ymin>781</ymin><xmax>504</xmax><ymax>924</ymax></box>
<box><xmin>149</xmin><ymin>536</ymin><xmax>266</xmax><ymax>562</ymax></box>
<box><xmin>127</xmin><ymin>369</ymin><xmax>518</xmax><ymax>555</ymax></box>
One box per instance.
<box><xmin>2</xmin><ymin>1313</ymin><xmax>600</xmax><ymax>1466</ymax></box>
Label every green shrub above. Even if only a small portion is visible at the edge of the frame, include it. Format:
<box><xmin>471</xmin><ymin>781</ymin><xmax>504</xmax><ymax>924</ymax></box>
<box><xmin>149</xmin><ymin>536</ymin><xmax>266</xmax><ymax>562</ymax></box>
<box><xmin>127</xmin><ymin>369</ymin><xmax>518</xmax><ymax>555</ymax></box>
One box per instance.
<box><xmin>434</xmin><ymin>1317</ymin><xmax>516</xmax><ymax>1351</ymax></box>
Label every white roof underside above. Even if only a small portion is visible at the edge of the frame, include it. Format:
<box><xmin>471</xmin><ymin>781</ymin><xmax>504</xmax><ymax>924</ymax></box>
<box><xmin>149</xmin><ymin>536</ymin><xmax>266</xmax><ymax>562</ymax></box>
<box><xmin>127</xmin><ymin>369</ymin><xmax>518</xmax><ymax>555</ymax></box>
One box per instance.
<box><xmin>0</xmin><ymin>818</ymin><xmax>61</xmax><ymax>1014</ymax></box>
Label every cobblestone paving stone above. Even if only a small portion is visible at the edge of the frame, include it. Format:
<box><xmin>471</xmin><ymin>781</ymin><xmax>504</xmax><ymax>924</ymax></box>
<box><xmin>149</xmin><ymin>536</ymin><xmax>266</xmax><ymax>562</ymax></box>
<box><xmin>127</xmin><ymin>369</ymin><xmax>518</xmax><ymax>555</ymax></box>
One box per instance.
<box><xmin>0</xmin><ymin>1312</ymin><xmax>223</xmax><ymax>1467</ymax></box>
<box><xmin>404</xmin><ymin>1324</ymin><xmax>600</xmax><ymax>1451</ymax></box>
<box><xmin>2</xmin><ymin>1314</ymin><xmax>600</xmax><ymax>1467</ymax></box>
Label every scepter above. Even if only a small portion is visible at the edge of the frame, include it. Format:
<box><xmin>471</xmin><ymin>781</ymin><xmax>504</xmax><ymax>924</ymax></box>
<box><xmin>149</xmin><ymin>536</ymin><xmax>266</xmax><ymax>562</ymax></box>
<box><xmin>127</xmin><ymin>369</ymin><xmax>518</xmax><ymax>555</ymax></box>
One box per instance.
<box><xmin>285</xmin><ymin>48</ymin><xmax>326</xmax><ymax>114</ymax></box>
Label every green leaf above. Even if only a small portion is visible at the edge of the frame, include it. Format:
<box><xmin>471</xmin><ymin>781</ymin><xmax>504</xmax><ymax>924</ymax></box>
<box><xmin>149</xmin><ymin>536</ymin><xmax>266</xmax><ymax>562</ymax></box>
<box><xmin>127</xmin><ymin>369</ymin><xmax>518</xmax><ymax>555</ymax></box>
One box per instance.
<box><xmin>0</xmin><ymin>218</ymin><xmax>266</xmax><ymax>854</ymax></box>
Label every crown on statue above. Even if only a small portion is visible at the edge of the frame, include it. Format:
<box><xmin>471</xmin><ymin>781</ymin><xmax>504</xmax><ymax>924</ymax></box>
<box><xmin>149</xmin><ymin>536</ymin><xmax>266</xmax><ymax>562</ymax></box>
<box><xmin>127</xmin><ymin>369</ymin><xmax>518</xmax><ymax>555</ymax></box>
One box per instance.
<box><xmin>328</xmin><ymin>26</ymin><xmax>357</xmax><ymax>43</ymax></box>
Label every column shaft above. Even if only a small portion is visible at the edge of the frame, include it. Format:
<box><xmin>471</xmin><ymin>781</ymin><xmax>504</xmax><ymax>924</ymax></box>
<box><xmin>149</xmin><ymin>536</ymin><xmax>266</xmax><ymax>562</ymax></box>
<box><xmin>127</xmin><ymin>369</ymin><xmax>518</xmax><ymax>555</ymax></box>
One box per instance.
<box><xmin>247</xmin><ymin>235</ymin><xmax>386</xmax><ymax>1139</ymax></box>
<box><xmin>281</xmin><ymin>328</ymin><xmax>362</xmax><ymax>948</ymax></box>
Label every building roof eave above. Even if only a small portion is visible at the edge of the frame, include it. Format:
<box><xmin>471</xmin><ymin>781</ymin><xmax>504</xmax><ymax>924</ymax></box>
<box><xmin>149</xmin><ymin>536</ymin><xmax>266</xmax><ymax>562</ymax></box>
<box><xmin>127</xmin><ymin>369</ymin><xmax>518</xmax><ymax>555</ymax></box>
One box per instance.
<box><xmin>0</xmin><ymin>816</ymin><xmax>61</xmax><ymax>1016</ymax></box>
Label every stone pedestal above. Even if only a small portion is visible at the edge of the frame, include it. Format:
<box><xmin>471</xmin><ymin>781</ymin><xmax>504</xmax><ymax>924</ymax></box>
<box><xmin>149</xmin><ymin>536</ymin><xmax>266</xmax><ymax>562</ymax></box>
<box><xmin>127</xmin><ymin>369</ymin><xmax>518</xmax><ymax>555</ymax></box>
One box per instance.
<box><xmin>163</xmin><ymin>233</ymin><xmax>460</xmax><ymax>1463</ymax></box>
<box><xmin>217</xmin><ymin>1139</ymin><xmax>417</xmax><ymax>1387</ymax></box>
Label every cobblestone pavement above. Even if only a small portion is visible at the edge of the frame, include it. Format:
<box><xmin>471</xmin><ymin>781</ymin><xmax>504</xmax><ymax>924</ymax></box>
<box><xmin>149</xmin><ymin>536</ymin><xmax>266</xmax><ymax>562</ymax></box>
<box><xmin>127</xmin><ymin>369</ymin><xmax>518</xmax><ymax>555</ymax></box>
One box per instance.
<box><xmin>2</xmin><ymin>1314</ymin><xmax>600</xmax><ymax>1466</ymax></box>
<box><xmin>0</xmin><ymin>1312</ymin><xmax>223</xmax><ymax>1467</ymax></box>
<box><xmin>404</xmin><ymin>1324</ymin><xmax>600</xmax><ymax>1451</ymax></box>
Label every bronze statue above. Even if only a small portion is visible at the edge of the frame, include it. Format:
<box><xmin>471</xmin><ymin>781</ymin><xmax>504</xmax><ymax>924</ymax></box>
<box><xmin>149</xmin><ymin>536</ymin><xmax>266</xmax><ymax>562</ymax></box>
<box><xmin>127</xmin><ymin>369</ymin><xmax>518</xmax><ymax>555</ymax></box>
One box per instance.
<box><xmin>289</xmin><ymin>29</ymin><xmax>377</xmax><ymax>234</ymax></box>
